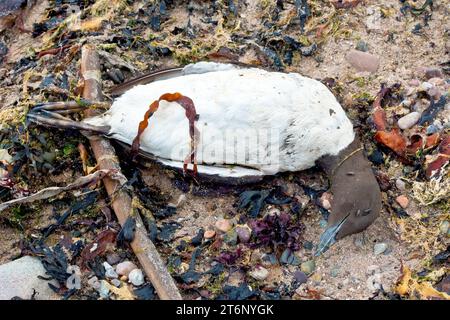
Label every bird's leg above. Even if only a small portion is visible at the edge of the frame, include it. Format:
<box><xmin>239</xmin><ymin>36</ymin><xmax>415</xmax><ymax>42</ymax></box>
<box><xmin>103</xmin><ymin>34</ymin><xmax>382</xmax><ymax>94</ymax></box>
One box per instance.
<box><xmin>27</xmin><ymin>100</ymin><xmax>110</xmax><ymax>134</ymax></box>
<box><xmin>131</xmin><ymin>92</ymin><xmax>199</xmax><ymax>176</ymax></box>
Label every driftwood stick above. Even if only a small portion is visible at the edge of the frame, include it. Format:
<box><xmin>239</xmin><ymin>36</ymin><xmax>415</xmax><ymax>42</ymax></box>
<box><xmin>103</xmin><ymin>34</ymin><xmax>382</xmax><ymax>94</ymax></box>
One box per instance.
<box><xmin>81</xmin><ymin>45</ymin><xmax>182</xmax><ymax>300</ymax></box>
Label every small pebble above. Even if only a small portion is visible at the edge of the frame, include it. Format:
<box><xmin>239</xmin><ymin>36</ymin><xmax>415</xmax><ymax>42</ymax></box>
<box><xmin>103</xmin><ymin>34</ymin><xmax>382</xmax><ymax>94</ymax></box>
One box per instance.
<box><xmin>223</xmin><ymin>229</ymin><xmax>238</xmax><ymax>245</ymax></box>
<box><xmin>319</xmin><ymin>192</ymin><xmax>332</xmax><ymax>210</ymax></box>
<box><xmin>374</xmin><ymin>243</ymin><xmax>388</xmax><ymax>255</ymax></box>
<box><xmin>330</xmin><ymin>267</ymin><xmax>340</xmax><ymax>277</ymax></box>
<box><xmin>103</xmin><ymin>262</ymin><xmax>118</xmax><ymax>279</ymax></box>
<box><xmin>398</xmin><ymin>112</ymin><xmax>421</xmax><ymax>130</ymax></box>
<box><xmin>419</xmin><ymin>81</ymin><xmax>433</xmax><ymax>91</ymax></box>
<box><xmin>249</xmin><ymin>266</ymin><xmax>269</xmax><ymax>281</ymax></box>
<box><xmin>346</xmin><ymin>50</ymin><xmax>380</xmax><ymax>73</ymax></box>
<box><xmin>427</xmin><ymin>86</ymin><xmax>441</xmax><ymax>99</ymax></box>
<box><xmin>367</xmin><ymin>265</ymin><xmax>380</xmax><ymax>274</ymax></box>
<box><xmin>294</xmin><ymin>271</ymin><xmax>308</xmax><ymax>284</ymax></box>
<box><xmin>106</xmin><ymin>253</ymin><xmax>121</xmax><ymax>266</ymax></box>
<box><xmin>98</xmin><ymin>280</ymin><xmax>110</xmax><ymax>298</ymax></box>
<box><xmin>111</xmin><ymin>279</ymin><xmax>122</xmax><ymax>288</ymax></box>
<box><xmin>300</xmin><ymin>260</ymin><xmax>316</xmax><ymax>275</ymax></box>
<box><xmin>215</xmin><ymin>219</ymin><xmax>233</xmax><ymax>233</ymax></box>
<box><xmin>439</xmin><ymin>221</ymin><xmax>449</xmax><ymax>235</ymax></box>
<box><xmin>204</xmin><ymin>230</ymin><xmax>216</xmax><ymax>239</ymax></box>
<box><xmin>395</xmin><ymin>179</ymin><xmax>406</xmax><ymax>191</ymax></box>
<box><xmin>235</xmin><ymin>225</ymin><xmax>251</xmax><ymax>243</ymax></box>
<box><xmin>396</xmin><ymin>195</ymin><xmax>409</xmax><ymax>209</ymax></box>
<box><xmin>424</xmin><ymin>68</ymin><xmax>443</xmax><ymax>79</ymax></box>
<box><xmin>116</xmin><ymin>261</ymin><xmax>138</xmax><ymax>277</ymax></box>
<box><xmin>400</xmin><ymin>99</ymin><xmax>412</xmax><ymax>107</ymax></box>
<box><xmin>355</xmin><ymin>40</ymin><xmax>369</xmax><ymax>52</ymax></box>
<box><xmin>128</xmin><ymin>269</ymin><xmax>145</xmax><ymax>286</ymax></box>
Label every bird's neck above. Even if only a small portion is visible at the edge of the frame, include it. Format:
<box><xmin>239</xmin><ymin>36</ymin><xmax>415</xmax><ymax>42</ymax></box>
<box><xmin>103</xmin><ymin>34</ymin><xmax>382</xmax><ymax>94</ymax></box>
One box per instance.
<box><xmin>316</xmin><ymin>136</ymin><xmax>364</xmax><ymax>177</ymax></box>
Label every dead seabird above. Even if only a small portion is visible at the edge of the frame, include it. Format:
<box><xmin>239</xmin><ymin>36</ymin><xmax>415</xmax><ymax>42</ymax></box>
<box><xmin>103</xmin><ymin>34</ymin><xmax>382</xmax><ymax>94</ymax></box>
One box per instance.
<box><xmin>27</xmin><ymin>61</ymin><xmax>382</xmax><ymax>255</ymax></box>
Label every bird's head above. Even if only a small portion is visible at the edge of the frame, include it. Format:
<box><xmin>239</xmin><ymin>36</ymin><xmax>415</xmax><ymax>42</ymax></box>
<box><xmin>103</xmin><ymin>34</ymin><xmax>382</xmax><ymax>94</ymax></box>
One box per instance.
<box><xmin>315</xmin><ymin>138</ymin><xmax>382</xmax><ymax>255</ymax></box>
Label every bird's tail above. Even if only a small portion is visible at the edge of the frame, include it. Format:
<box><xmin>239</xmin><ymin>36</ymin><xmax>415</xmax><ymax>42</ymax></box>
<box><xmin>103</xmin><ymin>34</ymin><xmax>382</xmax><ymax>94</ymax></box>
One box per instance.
<box><xmin>26</xmin><ymin>100</ymin><xmax>111</xmax><ymax>135</ymax></box>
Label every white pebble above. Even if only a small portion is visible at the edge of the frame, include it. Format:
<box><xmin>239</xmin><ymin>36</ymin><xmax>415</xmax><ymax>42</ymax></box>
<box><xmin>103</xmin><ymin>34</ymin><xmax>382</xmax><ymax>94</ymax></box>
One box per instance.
<box><xmin>420</xmin><ymin>82</ymin><xmax>433</xmax><ymax>91</ymax></box>
<box><xmin>128</xmin><ymin>269</ymin><xmax>145</xmax><ymax>286</ymax></box>
<box><xmin>116</xmin><ymin>261</ymin><xmax>138</xmax><ymax>276</ymax></box>
<box><xmin>395</xmin><ymin>179</ymin><xmax>406</xmax><ymax>191</ymax></box>
<box><xmin>103</xmin><ymin>262</ymin><xmax>118</xmax><ymax>279</ymax></box>
<box><xmin>398</xmin><ymin>112</ymin><xmax>420</xmax><ymax>130</ymax></box>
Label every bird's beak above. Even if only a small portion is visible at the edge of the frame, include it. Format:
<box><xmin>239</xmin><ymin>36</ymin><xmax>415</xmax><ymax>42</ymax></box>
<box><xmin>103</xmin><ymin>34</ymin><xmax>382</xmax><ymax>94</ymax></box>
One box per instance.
<box><xmin>314</xmin><ymin>212</ymin><xmax>351</xmax><ymax>256</ymax></box>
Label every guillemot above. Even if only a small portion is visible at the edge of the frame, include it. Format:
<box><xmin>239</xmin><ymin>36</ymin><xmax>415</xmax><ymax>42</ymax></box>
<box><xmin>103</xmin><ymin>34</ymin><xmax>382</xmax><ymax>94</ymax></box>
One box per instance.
<box><xmin>27</xmin><ymin>61</ymin><xmax>382</xmax><ymax>255</ymax></box>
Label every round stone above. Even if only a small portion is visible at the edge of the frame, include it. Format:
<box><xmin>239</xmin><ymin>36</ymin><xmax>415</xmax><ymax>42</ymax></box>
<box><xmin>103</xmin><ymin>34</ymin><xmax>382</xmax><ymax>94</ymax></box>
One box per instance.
<box><xmin>398</xmin><ymin>112</ymin><xmax>421</xmax><ymax>130</ymax></box>
<box><xmin>396</xmin><ymin>195</ymin><xmax>409</xmax><ymax>209</ymax></box>
<box><xmin>204</xmin><ymin>230</ymin><xmax>216</xmax><ymax>239</ymax></box>
<box><xmin>128</xmin><ymin>269</ymin><xmax>145</xmax><ymax>286</ymax></box>
<box><xmin>116</xmin><ymin>261</ymin><xmax>138</xmax><ymax>277</ymax></box>
<box><xmin>374</xmin><ymin>243</ymin><xmax>388</xmax><ymax>255</ymax></box>
<box><xmin>300</xmin><ymin>260</ymin><xmax>316</xmax><ymax>275</ymax></box>
<box><xmin>215</xmin><ymin>219</ymin><xmax>233</xmax><ymax>233</ymax></box>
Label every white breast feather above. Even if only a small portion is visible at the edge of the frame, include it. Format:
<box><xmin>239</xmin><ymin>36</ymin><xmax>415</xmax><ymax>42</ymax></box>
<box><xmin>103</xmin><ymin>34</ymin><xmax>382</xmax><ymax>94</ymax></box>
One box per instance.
<box><xmin>84</xmin><ymin>63</ymin><xmax>354</xmax><ymax>177</ymax></box>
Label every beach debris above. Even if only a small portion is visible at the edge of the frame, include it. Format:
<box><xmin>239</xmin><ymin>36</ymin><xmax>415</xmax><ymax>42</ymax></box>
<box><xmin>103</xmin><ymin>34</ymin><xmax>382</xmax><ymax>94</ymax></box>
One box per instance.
<box><xmin>395</xmin><ymin>265</ymin><xmax>450</xmax><ymax>300</ymax></box>
<box><xmin>0</xmin><ymin>169</ymin><xmax>112</xmax><ymax>212</ymax></box>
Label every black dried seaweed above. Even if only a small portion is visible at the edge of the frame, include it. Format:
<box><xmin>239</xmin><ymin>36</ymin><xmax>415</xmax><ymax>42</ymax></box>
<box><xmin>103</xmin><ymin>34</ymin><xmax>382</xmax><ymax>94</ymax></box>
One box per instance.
<box><xmin>238</xmin><ymin>190</ymin><xmax>271</xmax><ymax>218</ymax></box>
<box><xmin>204</xmin><ymin>263</ymin><xmax>224</xmax><ymax>276</ymax></box>
<box><xmin>154</xmin><ymin>205</ymin><xmax>177</xmax><ymax>218</ymax></box>
<box><xmin>190</xmin><ymin>228</ymin><xmax>204</xmax><ymax>247</ymax></box>
<box><xmin>134</xmin><ymin>284</ymin><xmax>156</xmax><ymax>300</ymax></box>
<box><xmin>433</xmin><ymin>246</ymin><xmax>450</xmax><ymax>265</ymax></box>
<box><xmin>238</xmin><ymin>188</ymin><xmax>290</xmax><ymax>218</ymax></box>
<box><xmin>31</xmin><ymin>244</ymin><xmax>70</xmax><ymax>285</ymax></box>
<box><xmin>157</xmin><ymin>221</ymin><xmax>181</xmax><ymax>242</ymax></box>
<box><xmin>86</xmin><ymin>257</ymin><xmax>106</xmax><ymax>279</ymax></box>
<box><xmin>40</xmin><ymin>191</ymin><xmax>98</xmax><ymax>241</ymax></box>
<box><xmin>217</xmin><ymin>284</ymin><xmax>257</xmax><ymax>300</ymax></box>
<box><xmin>179</xmin><ymin>247</ymin><xmax>202</xmax><ymax>284</ymax></box>
<box><xmin>117</xmin><ymin>216</ymin><xmax>136</xmax><ymax>247</ymax></box>
<box><xmin>418</xmin><ymin>95</ymin><xmax>446</xmax><ymax>126</ymax></box>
